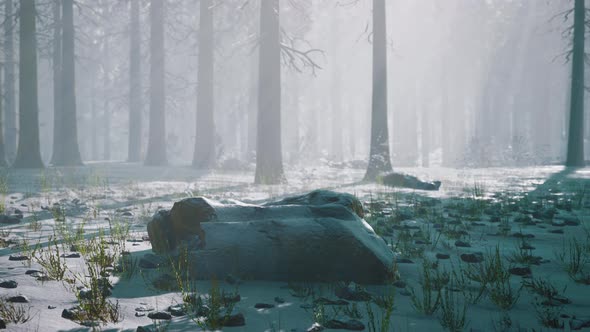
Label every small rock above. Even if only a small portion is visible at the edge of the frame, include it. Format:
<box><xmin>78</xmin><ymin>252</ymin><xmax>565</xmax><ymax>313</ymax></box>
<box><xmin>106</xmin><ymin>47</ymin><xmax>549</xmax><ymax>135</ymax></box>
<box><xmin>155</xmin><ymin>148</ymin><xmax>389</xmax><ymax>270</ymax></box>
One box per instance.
<box><xmin>436</xmin><ymin>253</ymin><xmax>450</xmax><ymax>260</ymax></box>
<box><xmin>7</xmin><ymin>295</ymin><xmax>29</xmax><ymax>303</ymax></box>
<box><xmin>549</xmin><ymin>229</ymin><xmax>564</xmax><ymax>234</ymax></box>
<box><xmin>0</xmin><ymin>318</ymin><xmax>5</xmax><ymax>329</ymax></box>
<box><xmin>168</xmin><ymin>304</ymin><xmax>186</xmax><ymax>317</ymax></box>
<box><xmin>0</xmin><ymin>280</ymin><xmax>18</xmax><ymax>289</ymax></box>
<box><xmin>122</xmin><ymin>211</ymin><xmax>133</xmax><ymax>217</ymax></box>
<box><xmin>512</xmin><ymin>232</ymin><xmax>535</xmax><ymax>239</ymax></box>
<box><xmin>570</xmin><ymin>318</ymin><xmax>590</xmax><ymax>330</ymax></box>
<box><xmin>48</xmin><ymin>305</ymin><xmax>56</xmax><ymax>309</ymax></box>
<box><xmin>460</xmin><ymin>253</ymin><xmax>484</xmax><ymax>264</ymax></box>
<box><xmin>136</xmin><ymin>326</ymin><xmax>152</xmax><ymax>332</ymax></box>
<box><xmin>324</xmin><ymin>319</ymin><xmax>365</xmax><ymax>331</ymax></box>
<box><xmin>0</xmin><ymin>215</ymin><xmax>20</xmax><ymax>225</ymax></box>
<box><xmin>135</xmin><ymin>312</ymin><xmax>146</xmax><ymax>317</ymax></box>
<box><xmin>61</xmin><ymin>252</ymin><xmax>81</xmax><ymax>258</ymax></box>
<box><xmin>255</xmin><ymin>303</ymin><xmax>275</xmax><ymax>309</ymax></box>
<box><xmin>455</xmin><ymin>240</ymin><xmax>471</xmax><ymax>248</ymax></box>
<box><xmin>147</xmin><ymin>311</ymin><xmax>172</xmax><ymax>320</ymax></box>
<box><xmin>335</xmin><ymin>284</ymin><xmax>371</xmax><ymax>301</ymax></box>
<box><xmin>223</xmin><ymin>313</ymin><xmax>246</xmax><ymax>327</ymax></box>
<box><xmin>274</xmin><ymin>297</ymin><xmax>285</xmax><ymax>304</ymax></box>
<box><xmin>307</xmin><ymin>323</ymin><xmax>324</xmax><ymax>332</ymax></box>
<box><xmin>62</xmin><ymin>307</ymin><xmax>82</xmax><ymax>320</ymax></box>
<box><xmin>8</xmin><ymin>254</ymin><xmax>29</xmax><ymax>261</ymax></box>
<box><xmin>225</xmin><ymin>274</ymin><xmax>241</xmax><ymax>285</ymax></box>
<box><xmin>509</xmin><ymin>266</ymin><xmax>532</xmax><ymax>277</ymax></box>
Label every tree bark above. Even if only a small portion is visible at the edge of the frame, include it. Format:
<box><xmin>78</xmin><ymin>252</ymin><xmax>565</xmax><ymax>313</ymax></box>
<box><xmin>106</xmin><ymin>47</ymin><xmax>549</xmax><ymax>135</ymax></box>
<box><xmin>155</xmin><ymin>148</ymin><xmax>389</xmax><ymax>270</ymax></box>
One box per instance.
<box><xmin>254</xmin><ymin>0</ymin><xmax>285</xmax><ymax>184</ymax></box>
<box><xmin>144</xmin><ymin>0</ymin><xmax>167</xmax><ymax>166</ymax></box>
<box><xmin>3</xmin><ymin>0</ymin><xmax>16</xmax><ymax>162</ymax></box>
<box><xmin>364</xmin><ymin>0</ymin><xmax>392</xmax><ymax>180</ymax></box>
<box><xmin>50</xmin><ymin>0</ymin><xmax>62</xmax><ymax>165</ymax></box>
<box><xmin>0</xmin><ymin>66</ymin><xmax>6</xmax><ymax>167</ymax></box>
<box><xmin>128</xmin><ymin>0</ymin><xmax>142</xmax><ymax>162</ymax></box>
<box><xmin>13</xmin><ymin>0</ymin><xmax>44</xmax><ymax>168</ymax></box>
<box><xmin>192</xmin><ymin>0</ymin><xmax>215</xmax><ymax>169</ymax></box>
<box><xmin>54</xmin><ymin>0</ymin><xmax>83</xmax><ymax>166</ymax></box>
<box><xmin>566</xmin><ymin>0</ymin><xmax>585</xmax><ymax>166</ymax></box>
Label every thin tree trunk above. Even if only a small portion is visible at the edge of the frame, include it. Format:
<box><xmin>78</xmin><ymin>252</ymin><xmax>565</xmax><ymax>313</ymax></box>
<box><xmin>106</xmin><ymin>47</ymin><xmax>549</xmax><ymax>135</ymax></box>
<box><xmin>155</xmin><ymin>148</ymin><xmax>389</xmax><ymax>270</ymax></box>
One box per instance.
<box><xmin>4</xmin><ymin>0</ymin><xmax>16</xmax><ymax>162</ymax></box>
<box><xmin>54</xmin><ymin>0</ymin><xmax>83</xmax><ymax>166</ymax></box>
<box><xmin>364</xmin><ymin>0</ymin><xmax>392</xmax><ymax>180</ymax></box>
<box><xmin>128</xmin><ymin>0</ymin><xmax>142</xmax><ymax>162</ymax></box>
<box><xmin>91</xmin><ymin>66</ymin><xmax>98</xmax><ymax>161</ymax></box>
<box><xmin>13</xmin><ymin>0</ymin><xmax>43</xmax><ymax>168</ymax></box>
<box><xmin>247</xmin><ymin>51</ymin><xmax>258</xmax><ymax>159</ymax></box>
<box><xmin>254</xmin><ymin>0</ymin><xmax>284</xmax><ymax>184</ymax></box>
<box><xmin>145</xmin><ymin>0</ymin><xmax>167</xmax><ymax>166</ymax></box>
<box><xmin>566</xmin><ymin>0</ymin><xmax>585</xmax><ymax>166</ymax></box>
<box><xmin>0</xmin><ymin>66</ymin><xmax>6</xmax><ymax>167</ymax></box>
<box><xmin>192</xmin><ymin>0</ymin><xmax>215</xmax><ymax>169</ymax></box>
<box><xmin>50</xmin><ymin>0</ymin><xmax>62</xmax><ymax>164</ymax></box>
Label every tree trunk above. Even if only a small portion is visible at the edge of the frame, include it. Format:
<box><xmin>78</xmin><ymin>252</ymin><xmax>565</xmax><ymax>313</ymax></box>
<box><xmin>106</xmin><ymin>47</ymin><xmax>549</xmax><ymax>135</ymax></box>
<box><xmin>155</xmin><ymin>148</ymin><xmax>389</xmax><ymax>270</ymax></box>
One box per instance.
<box><xmin>254</xmin><ymin>0</ymin><xmax>285</xmax><ymax>184</ymax></box>
<box><xmin>128</xmin><ymin>0</ymin><xmax>142</xmax><ymax>162</ymax></box>
<box><xmin>192</xmin><ymin>0</ymin><xmax>215</xmax><ymax>169</ymax></box>
<box><xmin>144</xmin><ymin>0</ymin><xmax>167</xmax><ymax>166</ymax></box>
<box><xmin>566</xmin><ymin>0</ymin><xmax>585</xmax><ymax>167</ymax></box>
<box><xmin>53</xmin><ymin>0</ymin><xmax>83</xmax><ymax>166</ymax></box>
<box><xmin>13</xmin><ymin>0</ymin><xmax>44</xmax><ymax>168</ymax></box>
<box><xmin>91</xmin><ymin>66</ymin><xmax>98</xmax><ymax>161</ymax></box>
<box><xmin>4</xmin><ymin>0</ymin><xmax>16</xmax><ymax>162</ymax></box>
<box><xmin>0</xmin><ymin>66</ymin><xmax>6</xmax><ymax>167</ymax></box>
<box><xmin>50</xmin><ymin>0</ymin><xmax>62</xmax><ymax>165</ymax></box>
<box><xmin>247</xmin><ymin>51</ymin><xmax>258</xmax><ymax>160</ymax></box>
<box><xmin>364</xmin><ymin>0</ymin><xmax>392</xmax><ymax>180</ymax></box>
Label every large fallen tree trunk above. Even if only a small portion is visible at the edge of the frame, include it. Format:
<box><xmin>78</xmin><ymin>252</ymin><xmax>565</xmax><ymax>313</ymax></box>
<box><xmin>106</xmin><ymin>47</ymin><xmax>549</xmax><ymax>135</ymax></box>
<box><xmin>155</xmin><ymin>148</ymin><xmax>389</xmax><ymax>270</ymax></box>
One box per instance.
<box><xmin>147</xmin><ymin>190</ymin><xmax>394</xmax><ymax>283</ymax></box>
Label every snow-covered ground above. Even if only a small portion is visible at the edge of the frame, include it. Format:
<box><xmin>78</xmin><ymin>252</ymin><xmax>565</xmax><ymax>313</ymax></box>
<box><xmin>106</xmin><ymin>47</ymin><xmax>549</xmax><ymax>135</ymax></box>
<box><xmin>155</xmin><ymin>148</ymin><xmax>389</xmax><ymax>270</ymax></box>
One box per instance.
<box><xmin>1</xmin><ymin>164</ymin><xmax>589</xmax><ymax>331</ymax></box>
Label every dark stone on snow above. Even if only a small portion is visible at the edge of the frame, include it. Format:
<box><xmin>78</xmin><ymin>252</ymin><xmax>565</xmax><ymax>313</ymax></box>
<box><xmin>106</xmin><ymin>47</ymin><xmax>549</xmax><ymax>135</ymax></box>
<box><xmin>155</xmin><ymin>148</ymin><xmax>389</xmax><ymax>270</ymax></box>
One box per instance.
<box><xmin>395</xmin><ymin>258</ymin><xmax>414</xmax><ymax>264</ymax></box>
<box><xmin>460</xmin><ymin>253</ymin><xmax>484</xmax><ymax>264</ymax></box>
<box><xmin>255</xmin><ymin>303</ymin><xmax>275</xmax><ymax>309</ymax></box>
<box><xmin>8</xmin><ymin>254</ymin><xmax>29</xmax><ymax>261</ymax></box>
<box><xmin>223</xmin><ymin>313</ymin><xmax>246</xmax><ymax>327</ymax></box>
<box><xmin>61</xmin><ymin>252</ymin><xmax>80</xmax><ymax>258</ymax></box>
<box><xmin>313</xmin><ymin>297</ymin><xmax>349</xmax><ymax>306</ymax></box>
<box><xmin>455</xmin><ymin>240</ymin><xmax>471</xmax><ymax>248</ymax></box>
<box><xmin>436</xmin><ymin>253</ymin><xmax>450</xmax><ymax>260</ymax></box>
<box><xmin>393</xmin><ymin>280</ymin><xmax>407</xmax><ymax>288</ymax></box>
<box><xmin>0</xmin><ymin>280</ymin><xmax>17</xmax><ymax>289</ymax></box>
<box><xmin>512</xmin><ymin>232</ymin><xmax>535</xmax><ymax>239</ymax></box>
<box><xmin>148</xmin><ymin>190</ymin><xmax>394</xmax><ymax>283</ymax></box>
<box><xmin>0</xmin><ymin>215</ymin><xmax>20</xmax><ymax>225</ymax></box>
<box><xmin>509</xmin><ymin>266</ymin><xmax>532</xmax><ymax>277</ymax></box>
<box><xmin>274</xmin><ymin>297</ymin><xmax>285</xmax><ymax>304</ymax></box>
<box><xmin>0</xmin><ymin>318</ymin><xmax>5</xmax><ymax>329</ymax></box>
<box><xmin>147</xmin><ymin>311</ymin><xmax>172</xmax><ymax>320</ymax></box>
<box><xmin>380</xmin><ymin>172</ymin><xmax>441</xmax><ymax>191</ymax></box>
<box><xmin>324</xmin><ymin>319</ymin><xmax>365</xmax><ymax>331</ymax></box>
<box><xmin>7</xmin><ymin>295</ymin><xmax>29</xmax><ymax>303</ymax></box>
<box><xmin>168</xmin><ymin>304</ymin><xmax>186</xmax><ymax>317</ymax></box>
<box><xmin>335</xmin><ymin>284</ymin><xmax>372</xmax><ymax>302</ymax></box>
<box><xmin>549</xmin><ymin>229</ymin><xmax>564</xmax><ymax>234</ymax></box>
<box><xmin>62</xmin><ymin>307</ymin><xmax>82</xmax><ymax>320</ymax></box>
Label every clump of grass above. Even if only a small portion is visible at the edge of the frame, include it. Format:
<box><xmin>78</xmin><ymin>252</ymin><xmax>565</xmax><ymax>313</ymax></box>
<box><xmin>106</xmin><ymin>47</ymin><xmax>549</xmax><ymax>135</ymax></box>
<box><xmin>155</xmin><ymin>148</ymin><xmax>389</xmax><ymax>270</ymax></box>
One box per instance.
<box><xmin>32</xmin><ymin>234</ymin><xmax>67</xmax><ymax>281</ymax></box>
<box><xmin>533</xmin><ymin>298</ymin><xmax>563</xmax><ymax>329</ymax></box>
<box><xmin>343</xmin><ymin>302</ymin><xmax>363</xmax><ymax>320</ymax></box>
<box><xmin>523</xmin><ymin>278</ymin><xmax>570</xmax><ymax>306</ymax></box>
<box><xmin>438</xmin><ymin>286</ymin><xmax>467</xmax><ymax>332</ymax></box>
<box><xmin>489</xmin><ymin>277</ymin><xmax>521</xmax><ymax>311</ymax></box>
<box><xmin>0</xmin><ymin>297</ymin><xmax>32</xmax><ymax>324</ymax></box>
<box><xmin>555</xmin><ymin>237</ymin><xmax>590</xmax><ymax>283</ymax></box>
<box><xmin>462</xmin><ymin>246</ymin><xmax>510</xmax><ymax>303</ymax></box>
<box><xmin>409</xmin><ymin>259</ymin><xmax>444</xmax><ymax>315</ymax></box>
<box><xmin>366</xmin><ymin>289</ymin><xmax>394</xmax><ymax>332</ymax></box>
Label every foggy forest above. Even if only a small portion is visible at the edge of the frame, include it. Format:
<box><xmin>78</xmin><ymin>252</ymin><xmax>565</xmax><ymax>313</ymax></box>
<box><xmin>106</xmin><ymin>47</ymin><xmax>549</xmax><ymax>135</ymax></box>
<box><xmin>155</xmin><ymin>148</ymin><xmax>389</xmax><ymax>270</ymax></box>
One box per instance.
<box><xmin>0</xmin><ymin>0</ymin><xmax>589</xmax><ymax>331</ymax></box>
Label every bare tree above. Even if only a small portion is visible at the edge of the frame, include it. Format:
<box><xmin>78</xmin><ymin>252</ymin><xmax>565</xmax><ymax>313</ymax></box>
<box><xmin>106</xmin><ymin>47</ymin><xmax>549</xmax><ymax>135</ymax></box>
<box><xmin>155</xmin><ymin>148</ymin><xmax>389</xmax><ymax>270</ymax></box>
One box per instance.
<box><xmin>3</xmin><ymin>0</ymin><xmax>16</xmax><ymax>162</ymax></box>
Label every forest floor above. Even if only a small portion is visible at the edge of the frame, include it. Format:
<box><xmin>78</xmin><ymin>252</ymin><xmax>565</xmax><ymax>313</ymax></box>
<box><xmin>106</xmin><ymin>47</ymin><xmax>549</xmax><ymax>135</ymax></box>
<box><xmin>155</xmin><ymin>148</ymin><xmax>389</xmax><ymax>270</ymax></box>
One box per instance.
<box><xmin>0</xmin><ymin>163</ymin><xmax>589</xmax><ymax>331</ymax></box>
